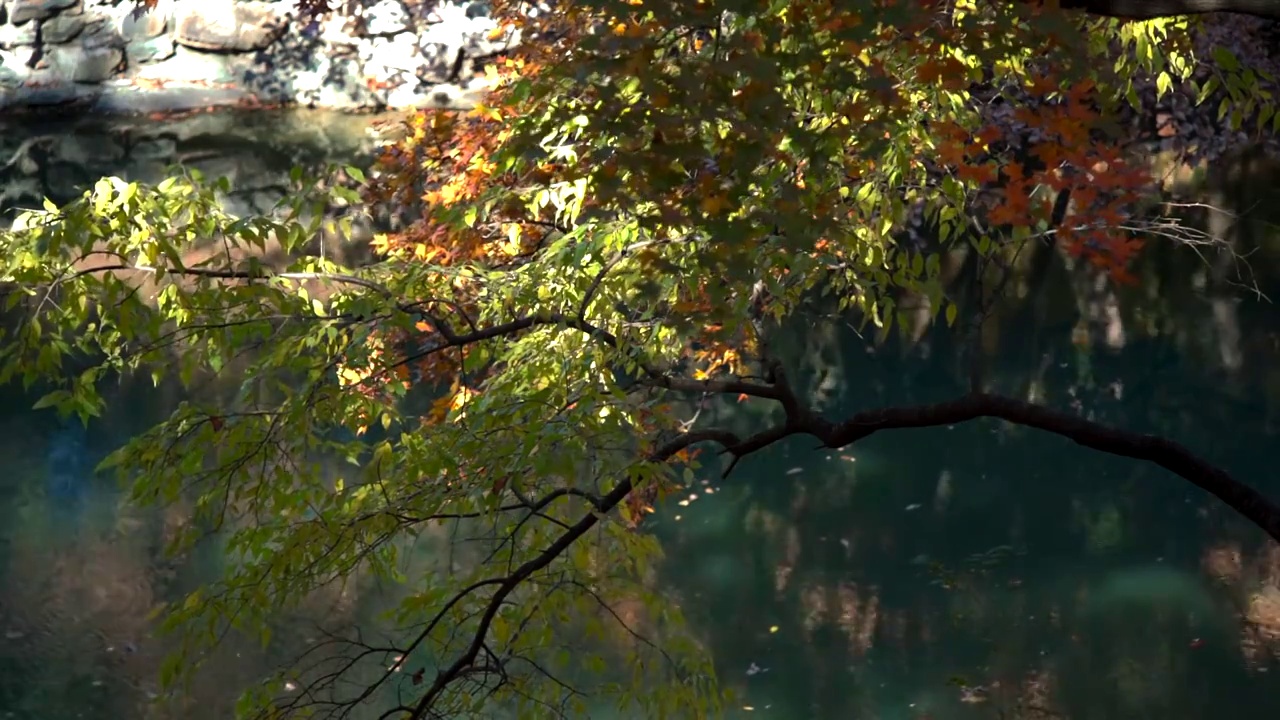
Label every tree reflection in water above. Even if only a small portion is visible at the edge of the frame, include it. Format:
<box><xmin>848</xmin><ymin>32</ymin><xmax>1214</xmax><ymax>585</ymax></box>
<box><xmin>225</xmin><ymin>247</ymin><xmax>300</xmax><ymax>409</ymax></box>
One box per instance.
<box><xmin>2</xmin><ymin>153</ymin><xmax>1280</xmax><ymax>718</ymax></box>
<box><xmin>657</xmin><ymin>152</ymin><xmax>1280</xmax><ymax>719</ymax></box>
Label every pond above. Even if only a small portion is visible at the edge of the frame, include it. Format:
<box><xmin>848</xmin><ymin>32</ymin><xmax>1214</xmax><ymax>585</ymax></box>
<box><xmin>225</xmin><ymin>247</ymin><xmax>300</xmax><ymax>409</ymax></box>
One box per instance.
<box><xmin>654</xmin><ymin>153</ymin><xmax>1280</xmax><ymax>718</ymax></box>
<box><xmin>1</xmin><ymin>111</ymin><xmax>1280</xmax><ymax>720</ymax></box>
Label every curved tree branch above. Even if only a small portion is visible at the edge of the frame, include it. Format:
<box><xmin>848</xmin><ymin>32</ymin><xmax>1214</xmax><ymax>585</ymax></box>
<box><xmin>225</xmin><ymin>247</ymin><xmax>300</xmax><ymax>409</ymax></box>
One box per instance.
<box><xmin>100</xmin><ymin>257</ymin><xmax>1272</xmax><ymax>716</ymax></box>
<box><xmin>330</xmin><ymin>287</ymin><xmax>1280</xmax><ymax>717</ymax></box>
<box><xmin>1058</xmin><ymin>0</ymin><xmax>1280</xmax><ymax>20</ymax></box>
<box><xmin>406</xmin><ymin>427</ymin><xmax>741</xmax><ymax>718</ymax></box>
<box><xmin>810</xmin><ymin>392</ymin><xmax>1280</xmax><ymax>541</ymax></box>
<box><xmin>402</xmin><ymin>374</ymin><xmax>1280</xmax><ymax>718</ymax></box>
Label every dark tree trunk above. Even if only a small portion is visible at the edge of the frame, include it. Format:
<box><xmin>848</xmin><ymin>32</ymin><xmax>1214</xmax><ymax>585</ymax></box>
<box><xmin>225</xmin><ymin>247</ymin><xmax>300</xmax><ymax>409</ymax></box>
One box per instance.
<box><xmin>1060</xmin><ymin>0</ymin><xmax>1280</xmax><ymax>20</ymax></box>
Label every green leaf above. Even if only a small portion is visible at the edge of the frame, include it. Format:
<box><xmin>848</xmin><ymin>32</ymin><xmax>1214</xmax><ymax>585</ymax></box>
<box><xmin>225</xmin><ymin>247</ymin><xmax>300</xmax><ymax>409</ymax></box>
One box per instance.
<box><xmin>31</xmin><ymin>391</ymin><xmax>63</xmax><ymax>411</ymax></box>
<box><xmin>1195</xmin><ymin>76</ymin><xmax>1220</xmax><ymax>106</ymax></box>
<box><xmin>1212</xmin><ymin>47</ymin><xmax>1240</xmax><ymax>73</ymax></box>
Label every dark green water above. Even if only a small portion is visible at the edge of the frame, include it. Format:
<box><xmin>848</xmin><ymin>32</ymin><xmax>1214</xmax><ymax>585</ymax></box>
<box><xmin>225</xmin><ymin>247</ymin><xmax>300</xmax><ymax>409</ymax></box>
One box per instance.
<box><xmin>659</xmin><ymin>291</ymin><xmax>1280</xmax><ymax>719</ymax></box>
<box><xmin>2</xmin><ymin>128</ymin><xmax>1280</xmax><ymax>719</ymax></box>
<box><xmin>654</xmin><ymin>161</ymin><xmax>1280</xmax><ymax>719</ymax></box>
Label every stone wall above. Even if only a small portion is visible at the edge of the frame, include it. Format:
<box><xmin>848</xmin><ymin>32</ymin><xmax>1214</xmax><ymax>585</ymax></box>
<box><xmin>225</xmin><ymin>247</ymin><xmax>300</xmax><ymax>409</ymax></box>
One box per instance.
<box><xmin>0</xmin><ymin>108</ymin><xmax>380</xmax><ymax>224</ymax></box>
<box><xmin>0</xmin><ymin>0</ymin><xmax>530</xmax><ymax>112</ymax></box>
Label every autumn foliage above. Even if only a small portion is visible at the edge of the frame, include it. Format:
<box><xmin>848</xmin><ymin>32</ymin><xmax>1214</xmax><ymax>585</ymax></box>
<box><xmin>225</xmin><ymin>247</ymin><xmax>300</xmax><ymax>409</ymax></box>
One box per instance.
<box><xmin>353</xmin><ymin>0</ymin><xmax>1171</xmax><ymax>432</ymax></box>
<box><xmin>4</xmin><ymin>0</ymin><xmax>1263</xmax><ymax>717</ymax></box>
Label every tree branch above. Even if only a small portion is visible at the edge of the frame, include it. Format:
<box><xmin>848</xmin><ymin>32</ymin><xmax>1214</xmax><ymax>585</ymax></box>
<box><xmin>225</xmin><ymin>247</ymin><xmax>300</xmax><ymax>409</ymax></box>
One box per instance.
<box><xmin>388</xmin><ymin>310</ymin><xmax>783</xmax><ymax>401</ymax></box>
<box><xmin>64</xmin><ymin>257</ymin><xmax>395</xmax><ymax>298</ymax></box>
<box><xmin>405</xmin><ymin>427</ymin><xmax>740</xmax><ymax>718</ymax></box>
<box><xmin>807</xmin><ymin>392</ymin><xmax>1280</xmax><ymax>541</ymax></box>
<box><xmin>1057</xmin><ymin>0</ymin><xmax>1280</xmax><ymax>20</ymax></box>
<box><xmin>404</xmin><ymin>365</ymin><xmax>1280</xmax><ymax>717</ymax></box>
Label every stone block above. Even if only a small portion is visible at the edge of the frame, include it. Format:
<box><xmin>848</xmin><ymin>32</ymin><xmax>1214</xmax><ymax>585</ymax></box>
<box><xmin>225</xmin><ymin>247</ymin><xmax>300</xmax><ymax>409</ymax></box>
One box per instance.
<box><xmin>79</xmin><ymin>16</ymin><xmax>128</xmax><ymax>49</ymax></box>
<box><xmin>48</xmin><ymin>42</ymin><xmax>122</xmax><ymax>82</ymax></box>
<box><xmin>116</xmin><ymin>5</ymin><xmax>165</xmax><ymax>39</ymax></box>
<box><xmin>131</xmin><ymin>44</ymin><xmax>243</xmax><ymax>84</ymax></box>
<box><xmin>0</xmin><ymin>19</ymin><xmax>39</xmax><ymax>47</ymax></box>
<box><xmin>43</xmin><ymin>13</ymin><xmax>88</xmax><ymax>43</ymax></box>
<box><xmin>6</xmin><ymin>0</ymin><xmax>78</xmax><ymax>24</ymax></box>
<box><xmin>173</xmin><ymin>0</ymin><xmax>283</xmax><ymax>52</ymax></box>
<box><xmin>126</xmin><ymin>33</ymin><xmax>173</xmax><ymax>63</ymax></box>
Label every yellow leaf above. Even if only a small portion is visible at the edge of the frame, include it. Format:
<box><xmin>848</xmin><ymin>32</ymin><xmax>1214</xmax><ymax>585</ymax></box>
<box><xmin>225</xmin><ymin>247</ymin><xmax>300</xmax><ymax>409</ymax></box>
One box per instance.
<box><xmin>338</xmin><ymin>367</ymin><xmax>366</xmax><ymax>386</ymax></box>
<box><xmin>451</xmin><ymin>387</ymin><xmax>477</xmax><ymax>410</ymax></box>
<box><xmin>700</xmin><ymin>193</ymin><xmax>729</xmax><ymax>216</ymax></box>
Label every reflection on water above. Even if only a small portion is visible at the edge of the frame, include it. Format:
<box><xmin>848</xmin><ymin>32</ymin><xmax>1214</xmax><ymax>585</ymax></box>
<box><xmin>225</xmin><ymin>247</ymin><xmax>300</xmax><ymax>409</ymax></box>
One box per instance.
<box><xmin>2</xmin><ymin>141</ymin><xmax>1280</xmax><ymax>719</ymax></box>
<box><xmin>660</xmin><ymin>346</ymin><xmax>1280</xmax><ymax>720</ymax></box>
<box><xmin>656</xmin><ymin>155</ymin><xmax>1280</xmax><ymax>719</ymax></box>
<box><xmin>0</xmin><ymin>383</ymin><xmax>388</xmax><ymax>720</ymax></box>
<box><xmin>0</xmin><ymin>406</ymin><xmax>160</xmax><ymax>718</ymax></box>
<box><xmin>0</xmin><ymin>107</ymin><xmax>388</xmax><ymax>720</ymax></box>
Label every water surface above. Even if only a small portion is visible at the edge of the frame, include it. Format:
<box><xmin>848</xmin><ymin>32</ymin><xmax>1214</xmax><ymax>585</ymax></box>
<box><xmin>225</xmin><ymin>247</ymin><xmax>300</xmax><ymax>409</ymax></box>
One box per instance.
<box><xmin>1</xmin><ymin>118</ymin><xmax>1279</xmax><ymax>719</ymax></box>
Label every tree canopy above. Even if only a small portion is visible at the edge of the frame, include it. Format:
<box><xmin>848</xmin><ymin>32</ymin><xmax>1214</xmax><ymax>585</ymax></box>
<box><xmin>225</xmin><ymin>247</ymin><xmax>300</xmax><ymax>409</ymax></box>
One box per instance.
<box><xmin>1</xmin><ymin>0</ymin><xmax>1278</xmax><ymax>718</ymax></box>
